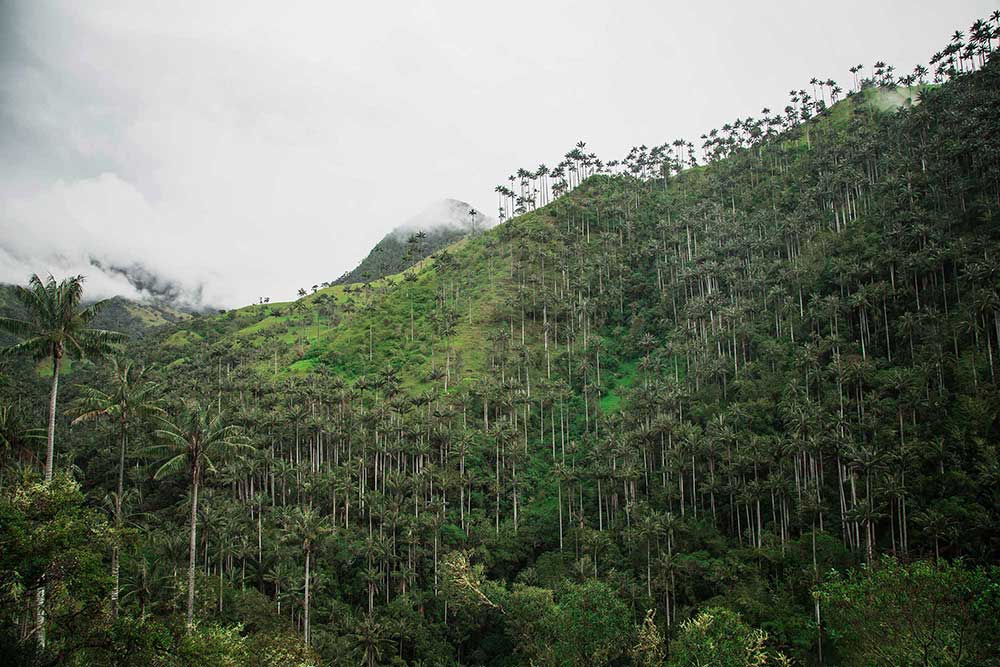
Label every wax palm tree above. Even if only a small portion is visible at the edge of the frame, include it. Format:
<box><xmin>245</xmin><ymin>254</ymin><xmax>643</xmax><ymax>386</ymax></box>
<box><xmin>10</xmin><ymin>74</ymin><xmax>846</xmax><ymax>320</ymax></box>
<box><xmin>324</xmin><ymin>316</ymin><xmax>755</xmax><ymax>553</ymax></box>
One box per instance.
<box><xmin>0</xmin><ymin>274</ymin><xmax>124</xmax><ymax>481</ymax></box>
<box><xmin>282</xmin><ymin>506</ymin><xmax>332</xmax><ymax>645</ymax></box>
<box><xmin>0</xmin><ymin>274</ymin><xmax>124</xmax><ymax>650</ymax></box>
<box><xmin>633</xmin><ymin>505</ymin><xmax>665</xmax><ymax>598</ymax></box>
<box><xmin>264</xmin><ymin>560</ymin><xmax>298</xmax><ymax>615</ymax></box>
<box><xmin>914</xmin><ymin>508</ymin><xmax>956</xmax><ymax>561</ymax></box>
<box><xmin>71</xmin><ymin>358</ymin><xmax>163</xmax><ymax>616</ymax></box>
<box><xmin>350</xmin><ymin>613</ymin><xmax>392</xmax><ymax>667</ymax></box>
<box><xmin>151</xmin><ymin>402</ymin><xmax>249</xmax><ymax>630</ymax></box>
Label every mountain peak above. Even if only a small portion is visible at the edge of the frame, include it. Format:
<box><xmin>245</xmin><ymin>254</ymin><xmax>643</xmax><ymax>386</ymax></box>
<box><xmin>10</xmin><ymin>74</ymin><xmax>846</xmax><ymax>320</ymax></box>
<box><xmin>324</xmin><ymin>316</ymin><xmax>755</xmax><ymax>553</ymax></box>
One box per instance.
<box><xmin>333</xmin><ymin>199</ymin><xmax>495</xmax><ymax>285</ymax></box>
<box><xmin>391</xmin><ymin>199</ymin><xmax>494</xmax><ymax>237</ymax></box>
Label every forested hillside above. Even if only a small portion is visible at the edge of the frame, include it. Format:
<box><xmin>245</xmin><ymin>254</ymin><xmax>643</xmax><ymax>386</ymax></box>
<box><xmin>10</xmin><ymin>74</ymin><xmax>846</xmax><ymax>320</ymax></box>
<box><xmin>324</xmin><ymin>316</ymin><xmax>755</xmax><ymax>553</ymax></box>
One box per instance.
<box><xmin>2</xmin><ymin>13</ymin><xmax>1000</xmax><ymax>667</ymax></box>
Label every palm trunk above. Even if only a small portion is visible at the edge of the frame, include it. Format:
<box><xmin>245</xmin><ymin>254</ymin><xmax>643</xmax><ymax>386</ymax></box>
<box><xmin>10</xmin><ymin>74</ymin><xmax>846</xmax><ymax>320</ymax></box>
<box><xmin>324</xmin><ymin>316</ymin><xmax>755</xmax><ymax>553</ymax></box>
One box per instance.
<box><xmin>112</xmin><ymin>417</ymin><xmax>126</xmax><ymax>618</ymax></box>
<box><xmin>304</xmin><ymin>549</ymin><xmax>311</xmax><ymax>645</ymax></box>
<box><xmin>111</xmin><ymin>545</ymin><xmax>120</xmax><ymax>619</ymax></box>
<box><xmin>646</xmin><ymin>540</ymin><xmax>652</xmax><ymax>598</ymax></box>
<box><xmin>187</xmin><ymin>464</ymin><xmax>201</xmax><ymax>631</ymax></box>
<box><xmin>35</xmin><ymin>587</ymin><xmax>45</xmax><ymax>651</ymax></box>
<box><xmin>35</xmin><ymin>353</ymin><xmax>60</xmax><ymax>651</ymax></box>
<box><xmin>218</xmin><ymin>549</ymin><xmax>224</xmax><ymax>613</ymax></box>
<box><xmin>45</xmin><ymin>353</ymin><xmax>61</xmax><ymax>482</ymax></box>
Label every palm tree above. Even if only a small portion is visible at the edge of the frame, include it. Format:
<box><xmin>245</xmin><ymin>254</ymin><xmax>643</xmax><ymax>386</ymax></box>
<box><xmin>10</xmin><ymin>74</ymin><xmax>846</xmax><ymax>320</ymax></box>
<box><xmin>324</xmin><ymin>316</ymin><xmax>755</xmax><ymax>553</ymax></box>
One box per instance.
<box><xmin>0</xmin><ymin>274</ymin><xmax>123</xmax><ymax>650</ymax></box>
<box><xmin>152</xmin><ymin>402</ymin><xmax>248</xmax><ymax>630</ymax></box>
<box><xmin>260</xmin><ymin>559</ymin><xmax>291</xmax><ymax>615</ymax></box>
<box><xmin>633</xmin><ymin>505</ymin><xmax>665</xmax><ymax>598</ymax></box>
<box><xmin>0</xmin><ymin>274</ymin><xmax>124</xmax><ymax>481</ymax></box>
<box><xmin>914</xmin><ymin>508</ymin><xmax>956</xmax><ymax>561</ymax></box>
<box><xmin>282</xmin><ymin>506</ymin><xmax>332</xmax><ymax>645</ymax></box>
<box><xmin>71</xmin><ymin>359</ymin><xmax>163</xmax><ymax>617</ymax></box>
<box><xmin>350</xmin><ymin>613</ymin><xmax>392</xmax><ymax>667</ymax></box>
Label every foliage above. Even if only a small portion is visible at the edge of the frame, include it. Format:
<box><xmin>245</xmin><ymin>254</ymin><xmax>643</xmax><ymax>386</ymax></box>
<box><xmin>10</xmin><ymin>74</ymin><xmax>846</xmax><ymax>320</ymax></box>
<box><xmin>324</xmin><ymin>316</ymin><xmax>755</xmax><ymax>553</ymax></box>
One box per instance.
<box><xmin>668</xmin><ymin>607</ymin><xmax>788</xmax><ymax>667</ymax></box>
<box><xmin>2</xmin><ymin>12</ymin><xmax>1000</xmax><ymax>666</ymax></box>
<box><xmin>0</xmin><ymin>474</ymin><xmax>112</xmax><ymax>665</ymax></box>
<box><xmin>632</xmin><ymin>609</ymin><xmax>667</xmax><ymax>667</ymax></box>
<box><xmin>818</xmin><ymin>557</ymin><xmax>1000</xmax><ymax>666</ymax></box>
<box><xmin>552</xmin><ymin>580</ymin><xmax>633</xmax><ymax>666</ymax></box>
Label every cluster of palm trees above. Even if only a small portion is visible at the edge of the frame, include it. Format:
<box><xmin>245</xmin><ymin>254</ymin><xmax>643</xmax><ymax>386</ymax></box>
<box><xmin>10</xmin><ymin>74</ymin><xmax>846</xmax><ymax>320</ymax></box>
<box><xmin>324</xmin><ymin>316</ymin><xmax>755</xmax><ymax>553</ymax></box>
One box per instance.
<box><xmin>2</xmin><ymin>10</ymin><xmax>999</xmax><ymax>664</ymax></box>
<box><xmin>493</xmin><ymin>13</ymin><xmax>1000</xmax><ymax>217</ymax></box>
<box><xmin>931</xmin><ymin>16</ymin><xmax>1000</xmax><ymax>79</ymax></box>
<box><xmin>93</xmin><ymin>40</ymin><xmax>995</xmax><ymax>650</ymax></box>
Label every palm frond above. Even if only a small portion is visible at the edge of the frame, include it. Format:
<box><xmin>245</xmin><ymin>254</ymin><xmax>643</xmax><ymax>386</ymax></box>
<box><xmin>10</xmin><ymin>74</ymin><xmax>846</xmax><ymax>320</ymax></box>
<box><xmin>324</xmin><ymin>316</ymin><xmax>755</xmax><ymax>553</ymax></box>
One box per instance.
<box><xmin>153</xmin><ymin>453</ymin><xmax>188</xmax><ymax>480</ymax></box>
<box><xmin>71</xmin><ymin>408</ymin><xmax>112</xmax><ymax>425</ymax></box>
<box><xmin>12</xmin><ymin>277</ymin><xmax>49</xmax><ymax>320</ymax></box>
<box><xmin>73</xmin><ymin>328</ymin><xmax>128</xmax><ymax>357</ymax></box>
<box><xmin>78</xmin><ymin>298</ymin><xmax>110</xmax><ymax>324</ymax></box>
<box><xmin>0</xmin><ymin>316</ymin><xmax>36</xmax><ymax>339</ymax></box>
<box><xmin>1</xmin><ymin>336</ymin><xmax>51</xmax><ymax>360</ymax></box>
<box><xmin>153</xmin><ymin>428</ymin><xmax>191</xmax><ymax>448</ymax></box>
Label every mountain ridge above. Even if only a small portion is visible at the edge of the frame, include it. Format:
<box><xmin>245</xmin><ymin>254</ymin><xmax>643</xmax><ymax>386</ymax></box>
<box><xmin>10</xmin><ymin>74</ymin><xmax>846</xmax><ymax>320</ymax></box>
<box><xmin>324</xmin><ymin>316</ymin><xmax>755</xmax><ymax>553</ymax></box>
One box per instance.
<box><xmin>331</xmin><ymin>198</ymin><xmax>493</xmax><ymax>286</ymax></box>
<box><xmin>0</xmin><ymin>284</ymin><xmax>193</xmax><ymax>341</ymax></box>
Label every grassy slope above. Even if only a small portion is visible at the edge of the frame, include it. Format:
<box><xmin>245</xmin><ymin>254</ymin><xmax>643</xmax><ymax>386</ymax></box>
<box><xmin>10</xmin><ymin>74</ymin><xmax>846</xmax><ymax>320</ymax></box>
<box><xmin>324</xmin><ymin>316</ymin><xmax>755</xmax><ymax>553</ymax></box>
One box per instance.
<box><xmin>228</xmin><ymin>234</ymin><xmax>498</xmax><ymax>385</ymax></box>
<box><xmin>144</xmin><ymin>86</ymin><xmax>905</xmax><ymax>403</ymax></box>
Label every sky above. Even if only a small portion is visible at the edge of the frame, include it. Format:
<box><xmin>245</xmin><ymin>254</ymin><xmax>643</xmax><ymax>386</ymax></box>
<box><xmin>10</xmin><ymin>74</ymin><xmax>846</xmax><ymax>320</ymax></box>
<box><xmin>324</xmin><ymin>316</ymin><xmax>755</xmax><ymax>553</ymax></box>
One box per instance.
<box><xmin>0</xmin><ymin>0</ymin><xmax>994</xmax><ymax>308</ymax></box>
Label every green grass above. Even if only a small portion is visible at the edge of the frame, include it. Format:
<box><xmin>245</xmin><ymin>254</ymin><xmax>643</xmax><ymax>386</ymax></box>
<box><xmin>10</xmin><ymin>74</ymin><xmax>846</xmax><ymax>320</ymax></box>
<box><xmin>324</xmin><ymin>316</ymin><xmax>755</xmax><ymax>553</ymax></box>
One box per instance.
<box><xmin>37</xmin><ymin>357</ymin><xmax>75</xmax><ymax>377</ymax></box>
<box><xmin>138</xmin><ymin>202</ymin><xmax>572</xmax><ymax>395</ymax></box>
<box><xmin>599</xmin><ymin>359</ymin><xmax>637</xmax><ymax>413</ymax></box>
<box><xmin>236</xmin><ymin>315</ymin><xmax>287</xmax><ymax>337</ymax></box>
<box><xmin>163</xmin><ymin>330</ymin><xmax>204</xmax><ymax>348</ymax></box>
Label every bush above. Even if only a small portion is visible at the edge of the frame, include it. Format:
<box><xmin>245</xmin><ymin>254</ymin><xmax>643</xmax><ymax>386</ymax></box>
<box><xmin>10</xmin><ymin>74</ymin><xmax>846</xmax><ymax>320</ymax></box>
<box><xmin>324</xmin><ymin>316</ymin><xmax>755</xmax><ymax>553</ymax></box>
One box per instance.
<box><xmin>669</xmin><ymin>606</ymin><xmax>788</xmax><ymax>667</ymax></box>
<box><xmin>818</xmin><ymin>557</ymin><xmax>1000</xmax><ymax>666</ymax></box>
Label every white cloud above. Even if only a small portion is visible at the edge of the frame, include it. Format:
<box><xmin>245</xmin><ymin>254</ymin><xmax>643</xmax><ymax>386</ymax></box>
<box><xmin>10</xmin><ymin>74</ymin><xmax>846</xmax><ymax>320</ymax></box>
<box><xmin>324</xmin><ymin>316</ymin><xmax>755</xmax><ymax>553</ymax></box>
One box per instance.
<box><xmin>1</xmin><ymin>0</ymin><xmax>994</xmax><ymax>307</ymax></box>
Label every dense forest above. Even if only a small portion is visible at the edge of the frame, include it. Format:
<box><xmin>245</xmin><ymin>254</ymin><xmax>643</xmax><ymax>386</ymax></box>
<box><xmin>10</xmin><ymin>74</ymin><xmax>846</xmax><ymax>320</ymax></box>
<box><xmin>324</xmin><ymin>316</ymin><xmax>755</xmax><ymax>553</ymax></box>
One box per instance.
<box><xmin>2</xmin><ymin>11</ymin><xmax>1000</xmax><ymax>666</ymax></box>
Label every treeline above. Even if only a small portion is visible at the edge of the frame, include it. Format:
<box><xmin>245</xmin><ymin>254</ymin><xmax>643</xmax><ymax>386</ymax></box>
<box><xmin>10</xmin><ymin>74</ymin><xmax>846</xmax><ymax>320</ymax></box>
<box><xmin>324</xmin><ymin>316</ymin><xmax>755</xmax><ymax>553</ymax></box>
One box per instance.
<box><xmin>495</xmin><ymin>13</ymin><xmax>1000</xmax><ymax>218</ymax></box>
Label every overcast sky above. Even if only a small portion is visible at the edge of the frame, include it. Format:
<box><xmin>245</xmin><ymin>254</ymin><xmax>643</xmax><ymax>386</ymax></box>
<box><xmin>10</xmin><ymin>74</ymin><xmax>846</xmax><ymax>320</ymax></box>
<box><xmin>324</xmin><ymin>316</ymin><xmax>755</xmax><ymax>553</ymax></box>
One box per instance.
<box><xmin>0</xmin><ymin>1</ymin><xmax>993</xmax><ymax>308</ymax></box>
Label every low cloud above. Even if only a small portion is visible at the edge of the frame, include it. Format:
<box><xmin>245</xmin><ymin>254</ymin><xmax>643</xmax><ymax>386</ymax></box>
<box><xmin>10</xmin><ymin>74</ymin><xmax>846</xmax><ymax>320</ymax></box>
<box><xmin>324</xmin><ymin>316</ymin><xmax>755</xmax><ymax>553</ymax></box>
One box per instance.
<box><xmin>2</xmin><ymin>1</ymin><xmax>990</xmax><ymax>308</ymax></box>
<box><xmin>391</xmin><ymin>199</ymin><xmax>496</xmax><ymax>239</ymax></box>
<box><xmin>0</xmin><ymin>173</ymin><xmax>218</xmax><ymax>307</ymax></box>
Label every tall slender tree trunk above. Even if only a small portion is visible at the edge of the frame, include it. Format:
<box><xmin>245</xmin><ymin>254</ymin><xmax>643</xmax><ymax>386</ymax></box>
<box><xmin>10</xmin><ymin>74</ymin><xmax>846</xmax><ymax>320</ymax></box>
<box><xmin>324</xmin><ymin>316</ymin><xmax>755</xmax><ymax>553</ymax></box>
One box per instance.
<box><xmin>187</xmin><ymin>464</ymin><xmax>201</xmax><ymax>631</ymax></box>
<box><xmin>304</xmin><ymin>549</ymin><xmax>311</xmax><ymax>645</ymax></box>
<box><xmin>45</xmin><ymin>352</ymin><xmax>61</xmax><ymax>482</ymax></box>
<box><xmin>35</xmin><ymin>587</ymin><xmax>45</xmax><ymax>651</ymax></box>
<box><xmin>36</xmin><ymin>352</ymin><xmax>61</xmax><ymax>651</ymax></box>
<box><xmin>112</xmin><ymin>417</ymin><xmax>127</xmax><ymax>618</ymax></box>
<box><xmin>646</xmin><ymin>540</ymin><xmax>652</xmax><ymax>598</ymax></box>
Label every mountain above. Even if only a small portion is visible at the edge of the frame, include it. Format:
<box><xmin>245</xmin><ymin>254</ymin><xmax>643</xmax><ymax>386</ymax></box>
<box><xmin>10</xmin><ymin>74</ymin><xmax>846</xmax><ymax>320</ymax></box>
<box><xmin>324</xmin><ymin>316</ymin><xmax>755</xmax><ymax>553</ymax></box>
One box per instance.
<box><xmin>87</xmin><ymin>295</ymin><xmax>192</xmax><ymax>338</ymax></box>
<box><xmin>0</xmin><ymin>284</ymin><xmax>192</xmax><ymax>342</ymax></box>
<box><xmin>332</xmin><ymin>199</ymin><xmax>494</xmax><ymax>285</ymax></box>
<box><xmin>3</xmin><ymin>18</ymin><xmax>1000</xmax><ymax>667</ymax></box>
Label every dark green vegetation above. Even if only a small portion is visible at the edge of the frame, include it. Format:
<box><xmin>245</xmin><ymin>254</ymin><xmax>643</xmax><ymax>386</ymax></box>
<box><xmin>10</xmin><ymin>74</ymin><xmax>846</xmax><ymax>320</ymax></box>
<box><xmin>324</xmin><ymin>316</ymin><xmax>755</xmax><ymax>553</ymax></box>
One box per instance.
<box><xmin>2</xmin><ymin>14</ymin><xmax>1000</xmax><ymax>666</ymax></box>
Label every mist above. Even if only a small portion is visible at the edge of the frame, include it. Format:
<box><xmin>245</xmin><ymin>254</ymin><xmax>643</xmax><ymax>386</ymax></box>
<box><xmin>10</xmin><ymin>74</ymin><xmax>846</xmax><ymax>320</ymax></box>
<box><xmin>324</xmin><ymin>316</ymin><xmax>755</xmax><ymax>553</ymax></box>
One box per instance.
<box><xmin>1</xmin><ymin>0</ymin><xmax>994</xmax><ymax>307</ymax></box>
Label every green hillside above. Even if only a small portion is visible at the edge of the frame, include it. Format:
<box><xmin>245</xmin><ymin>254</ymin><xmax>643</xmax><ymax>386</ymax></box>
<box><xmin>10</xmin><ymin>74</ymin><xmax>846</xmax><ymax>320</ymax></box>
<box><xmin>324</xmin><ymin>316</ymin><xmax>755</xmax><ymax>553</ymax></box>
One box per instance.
<box><xmin>91</xmin><ymin>295</ymin><xmax>192</xmax><ymax>336</ymax></box>
<box><xmin>3</xmin><ymin>15</ymin><xmax>1000</xmax><ymax>667</ymax></box>
<box><xmin>331</xmin><ymin>225</ymin><xmax>468</xmax><ymax>286</ymax></box>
